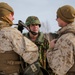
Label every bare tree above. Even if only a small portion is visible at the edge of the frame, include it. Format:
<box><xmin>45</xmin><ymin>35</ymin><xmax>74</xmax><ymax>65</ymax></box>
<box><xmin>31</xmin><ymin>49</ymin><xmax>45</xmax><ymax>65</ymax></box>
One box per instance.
<box><xmin>40</xmin><ymin>21</ymin><xmax>58</xmax><ymax>46</ymax></box>
<box><xmin>40</xmin><ymin>21</ymin><xmax>51</xmax><ymax>33</ymax></box>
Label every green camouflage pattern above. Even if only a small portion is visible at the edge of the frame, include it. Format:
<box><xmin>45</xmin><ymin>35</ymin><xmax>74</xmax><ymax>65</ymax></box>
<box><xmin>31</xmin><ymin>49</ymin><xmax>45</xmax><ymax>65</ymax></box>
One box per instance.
<box><xmin>25</xmin><ymin>16</ymin><xmax>41</xmax><ymax>27</ymax></box>
<box><xmin>23</xmin><ymin>32</ymin><xmax>56</xmax><ymax>75</ymax></box>
<box><xmin>23</xmin><ymin>32</ymin><xmax>48</xmax><ymax>68</ymax></box>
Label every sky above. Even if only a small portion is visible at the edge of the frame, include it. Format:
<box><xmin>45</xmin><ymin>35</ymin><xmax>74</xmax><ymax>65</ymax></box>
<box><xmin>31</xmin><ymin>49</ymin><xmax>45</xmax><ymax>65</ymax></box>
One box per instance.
<box><xmin>0</xmin><ymin>0</ymin><xmax>75</xmax><ymax>33</ymax></box>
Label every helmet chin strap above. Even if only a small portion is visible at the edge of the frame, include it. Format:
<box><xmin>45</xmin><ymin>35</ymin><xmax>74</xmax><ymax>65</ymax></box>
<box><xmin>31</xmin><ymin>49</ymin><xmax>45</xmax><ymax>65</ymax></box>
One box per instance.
<box><xmin>30</xmin><ymin>30</ymin><xmax>38</xmax><ymax>35</ymax></box>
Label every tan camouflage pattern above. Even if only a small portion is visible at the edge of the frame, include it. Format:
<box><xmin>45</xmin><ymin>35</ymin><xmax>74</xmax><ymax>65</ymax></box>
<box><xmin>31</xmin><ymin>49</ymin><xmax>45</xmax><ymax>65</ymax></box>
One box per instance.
<box><xmin>0</xmin><ymin>25</ymin><xmax>38</xmax><ymax>64</ymax></box>
<box><xmin>22</xmin><ymin>36</ymin><xmax>39</xmax><ymax>64</ymax></box>
<box><xmin>47</xmin><ymin>22</ymin><xmax>75</xmax><ymax>75</ymax></box>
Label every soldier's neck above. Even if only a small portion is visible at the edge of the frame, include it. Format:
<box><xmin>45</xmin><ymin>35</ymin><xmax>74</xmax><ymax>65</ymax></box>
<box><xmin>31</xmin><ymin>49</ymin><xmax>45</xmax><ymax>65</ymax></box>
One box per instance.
<box><xmin>29</xmin><ymin>33</ymin><xmax>38</xmax><ymax>41</ymax></box>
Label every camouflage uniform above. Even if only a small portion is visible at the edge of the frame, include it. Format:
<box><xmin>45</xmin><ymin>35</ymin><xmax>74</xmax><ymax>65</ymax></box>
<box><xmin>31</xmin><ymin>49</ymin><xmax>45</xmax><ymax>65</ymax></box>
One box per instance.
<box><xmin>0</xmin><ymin>2</ymin><xmax>38</xmax><ymax>75</ymax></box>
<box><xmin>23</xmin><ymin>32</ymin><xmax>53</xmax><ymax>74</ymax></box>
<box><xmin>47</xmin><ymin>5</ymin><xmax>75</xmax><ymax>75</ymax></box>
<box><xmin>47</xmin><ymin>13</ymin><xmax>75</xmax><ymax>75</ymax></box>
<box><xmin>24</xmin><ymin>32</ymin><xmax>48</xmax><ymax>68</ymax></box>
<box><xmin>23</xmin><ymin>16</ymin><xmax>56</xmax><ymax>75</ymax></box>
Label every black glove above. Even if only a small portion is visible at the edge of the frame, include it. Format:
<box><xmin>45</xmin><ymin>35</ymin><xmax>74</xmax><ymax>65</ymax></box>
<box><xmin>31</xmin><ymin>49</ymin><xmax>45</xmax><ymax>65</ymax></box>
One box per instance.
<box><xmin>18</xmin><ymin>24</ymin><xmax>24</xmax><ymax>33</ymax></box>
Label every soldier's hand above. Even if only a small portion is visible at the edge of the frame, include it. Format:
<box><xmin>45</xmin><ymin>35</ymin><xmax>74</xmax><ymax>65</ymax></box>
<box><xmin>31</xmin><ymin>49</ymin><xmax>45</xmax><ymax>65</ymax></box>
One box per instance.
<box><xmin>49</xmin><ymin>39</ymin><xmax>57</xmax><ymax>49</ymax></box>
<box><xmin>18</xmin><ymin>24</ymin><xmax>24</xmax><ymax>33</ymax></box>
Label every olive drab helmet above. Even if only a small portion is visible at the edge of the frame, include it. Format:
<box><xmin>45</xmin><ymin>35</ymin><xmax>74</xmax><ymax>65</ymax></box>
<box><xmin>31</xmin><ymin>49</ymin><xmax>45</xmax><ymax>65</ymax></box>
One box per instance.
<box><xmin>25</xmin><ymin>16</ymin><xmax>41</xmax><ymax>27</ymax></box>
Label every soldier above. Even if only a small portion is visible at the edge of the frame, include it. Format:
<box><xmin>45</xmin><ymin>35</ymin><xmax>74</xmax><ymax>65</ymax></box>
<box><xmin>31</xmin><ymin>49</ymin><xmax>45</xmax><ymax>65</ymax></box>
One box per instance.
<box><xmin>0</xmin><ymin>2</ymin><xmax>39</xmax><ymax>75</ymax></box>
<box><xmin>47</xmin><ymin>5</ymin><xmax>75</xmax><ymax>75</ymax></box>
<box><xmin>19</xmin><ymin>16</ymin><xmax>56</xmax><ymax>75</ymax></box>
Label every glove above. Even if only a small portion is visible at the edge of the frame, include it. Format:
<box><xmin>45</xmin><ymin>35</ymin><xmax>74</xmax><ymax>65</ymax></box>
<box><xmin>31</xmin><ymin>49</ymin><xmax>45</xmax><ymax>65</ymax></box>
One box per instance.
<box><xmin>18</xmin><ymin>24</ymin><xmax>24</xmax><ymax>33</ymax></box>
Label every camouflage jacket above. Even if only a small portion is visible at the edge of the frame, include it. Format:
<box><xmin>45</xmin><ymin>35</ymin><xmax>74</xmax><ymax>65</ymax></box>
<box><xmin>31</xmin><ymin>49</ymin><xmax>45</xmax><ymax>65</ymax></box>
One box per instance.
<box><xmin>0</xmin><ymin>21</ymin><xmax>38</xmax><ymax>65</ymax></box>
<box><xmin>23</xmin><ymin>32</ymin><xmax>49</xmax><ymax>69</ymax></box>
<box><xmin>47</xmin><ymin>22</ymin><xmax>75</xmax><ymax>75</ymax></box>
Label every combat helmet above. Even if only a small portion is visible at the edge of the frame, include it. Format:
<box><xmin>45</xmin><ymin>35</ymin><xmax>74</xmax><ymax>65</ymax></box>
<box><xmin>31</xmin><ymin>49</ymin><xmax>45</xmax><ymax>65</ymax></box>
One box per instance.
<box><xmin>25</xmin><ymin>16</ymin><xmax>41</xmax><ymax>27</ymax></box>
